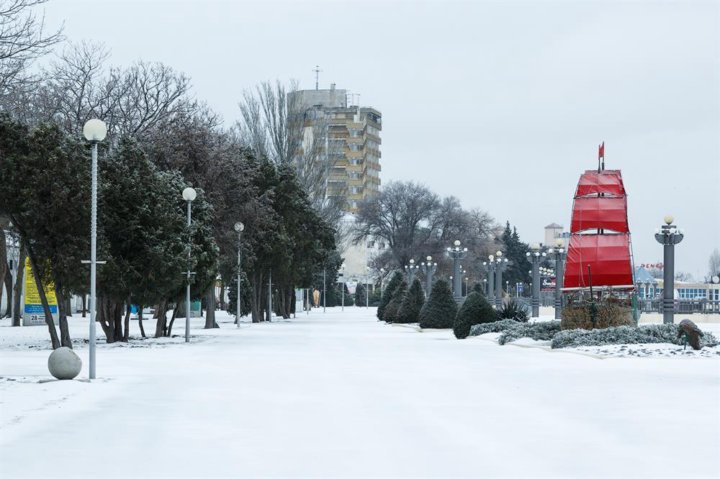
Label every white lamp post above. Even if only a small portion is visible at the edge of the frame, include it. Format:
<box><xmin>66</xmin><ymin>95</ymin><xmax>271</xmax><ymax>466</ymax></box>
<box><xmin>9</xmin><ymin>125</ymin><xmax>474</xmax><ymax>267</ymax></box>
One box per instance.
<box><xmin>341</xmin><ymin>264</ymin><xmax>346</xmax><ymax>311</ymax></box>
<box><xmin>83</xmin><ymin>119</ymin><xmax>107</xmax><ymax>380</ymax></box>
<box><xmin>182</xmin><ymin>187</ymin><xmax>197</xmax><ymax>342</ymax></box>
<box><xmin>234</xmin><ymin>222</ymin><xmax>244</xmax><ymax>328</ymax></box>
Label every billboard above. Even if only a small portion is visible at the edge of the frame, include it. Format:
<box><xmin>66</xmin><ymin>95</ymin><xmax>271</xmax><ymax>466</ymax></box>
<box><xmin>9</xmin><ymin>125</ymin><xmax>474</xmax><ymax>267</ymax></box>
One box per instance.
<box><xmin>23</xmin><ymin>258</ymin><xmax>58</xmax><ymax>325</ymax></box>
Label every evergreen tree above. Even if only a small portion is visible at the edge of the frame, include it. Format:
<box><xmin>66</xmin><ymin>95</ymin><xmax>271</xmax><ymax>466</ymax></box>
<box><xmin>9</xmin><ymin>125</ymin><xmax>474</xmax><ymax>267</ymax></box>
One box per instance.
<box><xmin>377</xmin><ymin>271</ymin><xmax>402</xmax><ymax>320</ymax></box>
<box><xmin>396</xmin><ymin>278</ymin><xmax>424</xmax><ymax>324</ymax></box>
<box><xmin>501</xmin><ymin>222</ymin><xmax>532</xmax><ymax>290</ymax></box>
<box><xmin>383</xmin><ymin>280</ymin><xmax>407</xmax><ymax>323</ymax></box>
<box><xmin>418</xmin><ymin>279</ymin><xmax>457</xmax><ymax>329</ymax></box>
<box><xmin>453</xmin><ymin>291</ymin><xmax>497</xmax><ymax>339</ymax></box>
<box><xmin>354</xmin><ymin>283</ymin><xmax>366</xmax><ymax>307</ymax></box>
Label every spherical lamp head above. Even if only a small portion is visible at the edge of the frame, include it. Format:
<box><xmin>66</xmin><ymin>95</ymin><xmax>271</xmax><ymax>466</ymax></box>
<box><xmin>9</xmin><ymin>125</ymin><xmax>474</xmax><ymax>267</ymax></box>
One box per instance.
<box><xmin>664</xmin><ymin>215</ymin><xmax>674</xmax><ymax>225</ymax></box>
<box><xmin>454</xmin><ymin>240</ymin><xmax>461</xmax><ymax>247</ymax></box>
<box><xmin>234</xmin><ymin>222</ymin><xmax>245</xmax><ymax>233</ymax></box>
<box><xmin>182</xmin><ymin>187</ymin><xmax>197</xmax><ymax>202</ymax></box>
<box><xmin>83</xmin><ymin>119</ymin><xmax>107</xmax><ymax>142</ymax></box>
<box><xmin>426</xmin><ymin>255</ymin><xmax>432</xmax><ymax>262</ymax></box>
<box><xmin>496</xmin><ymin>251</ymin><xmax>502</xmax><ymax>257</ymax></box>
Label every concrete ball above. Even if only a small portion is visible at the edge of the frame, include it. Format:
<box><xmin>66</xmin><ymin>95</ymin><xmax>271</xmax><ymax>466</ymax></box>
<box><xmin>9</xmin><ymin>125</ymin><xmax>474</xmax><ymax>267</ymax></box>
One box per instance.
<box><xmin>48</xmin><ymin>347</ymin><xmax>82</xmax><ymax>380</ymax></box>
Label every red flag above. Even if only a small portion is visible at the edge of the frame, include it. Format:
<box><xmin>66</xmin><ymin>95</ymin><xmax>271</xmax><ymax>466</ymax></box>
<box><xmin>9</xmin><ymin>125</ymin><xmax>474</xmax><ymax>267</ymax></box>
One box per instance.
<box><xmin>598</xmin><ymin>142</ymin><xmax>605</xmax><ymax>159</ymax></box>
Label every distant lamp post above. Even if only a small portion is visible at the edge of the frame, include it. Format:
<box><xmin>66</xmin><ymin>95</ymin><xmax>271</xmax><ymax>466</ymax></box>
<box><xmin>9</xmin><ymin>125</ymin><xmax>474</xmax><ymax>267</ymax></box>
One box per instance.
<box><xmin>83</xmin><ymin>118</ymin><xmax>107</xmax><ymax>380</ymax></box>
<box><xmin>365</xmin><ymin>266</ymin><xmax>370</xmax><ymax>308</ymax></box>
<box><xmin>447</xmin><ymin>240</ymin><xmax>468</xmax><ymax>301</ymax></box>
<box><xmin>548</xmin><ymin>239</ymin><xmax>565</xmax><ymax>320</ymax></box>
<box><xmin>182</xmin><ymin>187</ymin><xmax>197</xmax><ymax>342</ymax></box>
<box><xmin>234</xmin><ymin>222</ymin><xmax>244</xmax><ymax>328</ymax></box>
<box><xmin>420</xmin><ymin>256</ymin><xmax>437</xmax><ymax>297</ymax></box>
<box><xmin>404</xmin><ymin>258</ymin><xmax>419</xmax><ymax>283</ymax></box>
<box><xmin>379</xmin><ymin>267</ymin><xmax>386</xmax><ymax>294</ymax></box>
<box><xmin>494</xmin><ymin>251</ymin><xmax>509</xmax><ymax>308</ymax></box>
<box><xmin>655</xmin><ymin>215</ymin><xmax>684</xmax><ymax>324</ymax></box>
<box><xmin>526</xmin><ymin>243</ymin><xmax>546</xmax><ymax>318</ymax></box>
<box><xmin>484</xmin><ymin>256</ymin><xmax>496</xmax><ymax>305</ymax></box>
<box><xmin>340</xmin><ymin>263</ymin><xmax>346</xmax><ymax>311</ymax></box>
<box><xmin>483</xmin><ymin>278</ymin><xmax>488</xmax><ymax>296</ymax></box>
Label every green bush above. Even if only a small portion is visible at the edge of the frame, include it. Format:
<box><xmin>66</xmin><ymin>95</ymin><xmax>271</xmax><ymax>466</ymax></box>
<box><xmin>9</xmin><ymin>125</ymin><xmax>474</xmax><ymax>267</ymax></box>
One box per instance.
<box><xmin>419</xmin><ymin>280</ymin><xmax>457</xmax><ymax>329</ymax></box>
<box><xmin>396</xmin><ymin>279</ymin><xmax>425</xmax><ymax>324</ymax></box>
<box><xmin>497</xmin><ymin>299</ymin><xmax>529</xmax><ymax>322</ymax></box>
<box><xmin>377</xmin><ymin>272</ymin><xmax>402</xmax><ymax>321</ymax></box>
<box><xmin>550</xmin><ymin>324</ymin><xmax>719</xmax><ymax>349</ymax></box>
<box><xmin>498</xmin><ymin>321</ymin><xmax>561</xmax><ymax>345</ymax></box>
<box><xmin>452</xmin><ymin>291</ymin><xmax>496</xmax><ymax>338</ymax></box>
<box><xmin>354</xmin><ymin>283</ymin><xmax>366</xmax><ymax>307</ymax></box>
<box><xmin>383</xmin><ymin>280</ymin><xmax>407</xmax><ymax>323</ymax></box>
<box><xmin>469</xmin><ymin>319</ymin><xmax>523</xmax><ymax>337</ymax></box>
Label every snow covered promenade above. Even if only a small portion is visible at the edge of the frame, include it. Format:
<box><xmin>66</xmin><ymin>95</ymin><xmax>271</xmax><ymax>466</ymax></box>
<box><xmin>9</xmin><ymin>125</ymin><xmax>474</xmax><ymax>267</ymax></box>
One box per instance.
<box><xmin>1</xmin><ymin>308</ymin><xmax>719</xmax><ymax>478</ymax></box>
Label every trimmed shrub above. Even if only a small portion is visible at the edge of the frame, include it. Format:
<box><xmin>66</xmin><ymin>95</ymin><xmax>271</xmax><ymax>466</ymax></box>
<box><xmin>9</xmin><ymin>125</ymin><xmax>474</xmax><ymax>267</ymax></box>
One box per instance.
<box><xmin>498</xmin><ymin>321</ymin><xmax>561</xmax><ymax>345</ymax></box>
<box><xmin>383</xmin><ymin>280</ymin><xmax>407</xmax><ymax>323</ymax></box>
<box><xmin>469</xmin><ymin>319</ymin><xmax>523</xmax><ymax>337</ymax></box>
<box><xmin>377</xmin><ymin>272</ymin><xmax>403</xmax><ymax>321</ymax></box>
<box><xmin>497</xmin><ymin>299</ymin><xmax>529</xmax><ymax>322</ymax></box>
<box><xmin>561</xmin><ymin>301</ymin><xmax>634</xmax><ymax>330</ymax></box>
<box><xmin>452</xmin><ymin>291</ymin><xmax>496</xmax><ymax>339</ymax></box>
<box><xmin>354</xmin><ymin>283</ymin><xmax>366</xmax><ymax>307</ymax></box>
<box><xmin>419</xmin><ymin>279</ymin><xmax>457</xmax><ymax>329</ymax></box>
<box><xmin>551</xmin><ymin>324</ymin><xmax>719</xmax><ymax>349</ymax></box>
<box><xmin>396</xmin><ymin>279</ymin><xmax>425</xmax><ymax>324</ymax></box>
<box><xmin>472</xmin><ymin>282</ymin><xmax>484</xmax><ymax>295</ymax></box>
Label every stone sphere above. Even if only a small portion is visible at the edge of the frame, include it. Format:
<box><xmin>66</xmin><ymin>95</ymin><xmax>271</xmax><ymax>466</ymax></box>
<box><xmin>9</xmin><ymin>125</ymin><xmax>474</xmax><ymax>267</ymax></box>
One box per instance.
<box><xmin>48</xmin><ymin>347</ymin><xmax>82</xmax><ymax>380</ymax></box>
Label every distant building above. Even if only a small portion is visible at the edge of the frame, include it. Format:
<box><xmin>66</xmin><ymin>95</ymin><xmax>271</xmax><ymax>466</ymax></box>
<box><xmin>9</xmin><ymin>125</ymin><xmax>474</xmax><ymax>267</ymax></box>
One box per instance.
<box><xmin>288</xmin><ymin>84</ymin><xmax>382</xmax><ymax>214</ymax></box>
<box><xmin>544</xmin><ymin>223</ymin><xmax>568</xmax><ymax>248</ymax></box>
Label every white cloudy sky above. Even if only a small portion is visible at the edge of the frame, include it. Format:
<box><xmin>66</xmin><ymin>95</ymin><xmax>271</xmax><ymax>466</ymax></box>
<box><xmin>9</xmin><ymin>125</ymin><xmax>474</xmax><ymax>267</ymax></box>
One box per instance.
<box><xmin>40</xmin><ymin>0</ymin><xmax>719</xmax><ymax>280</ymax></box>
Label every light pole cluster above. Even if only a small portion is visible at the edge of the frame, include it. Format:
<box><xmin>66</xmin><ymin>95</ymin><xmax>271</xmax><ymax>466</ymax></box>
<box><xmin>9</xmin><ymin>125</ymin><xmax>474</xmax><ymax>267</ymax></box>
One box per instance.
<box><xmin>526</xmin><ymin>243</ymin><xmax>546</xmax><ymax>318</ymax></box>
<box><xmin>493</xmin><ymin>251</ymin><xmax>509</xmax><ymax>309</ymax></box>
<box><xmin>404</xmin><ymin>258</ymin><xmax>419</xmax><ymax>283</ymax></box>
<box><xmin>547</xmin><ymin>241</ymin><xmax>565</xmax><ymax>320</ymax></box>
<box><xmin>655</xmin><ymin>215</ymin><xmax>684</xmax><ymax>324</ymax></box>
<box><xmin>447</xmin><ymin>240</ymin><xmax>468</xmax><ymax>301</ymax></box>
<box><xmin>234</xmin><ymin>222</ymin><xmax>244</xmax><ymax>327</ymax></box>
<box><xmin>483</xmin><ymin>257</ymin><xmax>496</xmax><ymax>305</ymax></box>
<box><xmin>420</xmin><ymin>256</ymin><xmax>437</xmax><ymax>297</ymax></box>
<box><xmin>83</xmin><ymin>119</ymin><xmax>107</xmax><ymax>380</ymax></box>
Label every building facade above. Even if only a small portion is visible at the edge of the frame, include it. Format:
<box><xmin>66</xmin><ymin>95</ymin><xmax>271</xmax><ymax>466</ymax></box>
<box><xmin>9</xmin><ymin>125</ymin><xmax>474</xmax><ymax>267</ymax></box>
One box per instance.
<box><xmin>288</xmin><ymin>85</ymin><xmax>382</xmax><ymax>214</ymax></box>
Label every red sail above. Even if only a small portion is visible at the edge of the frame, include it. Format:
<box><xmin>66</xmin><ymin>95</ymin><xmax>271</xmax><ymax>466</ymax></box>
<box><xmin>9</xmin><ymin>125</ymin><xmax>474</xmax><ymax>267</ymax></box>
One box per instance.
<box><xmin>575</xmin><ymin>170</ymin><xmax>626</xmax><ymax>197</ymax></box>
<box><xmin>570</xmin><ymin>196</ymin><xmax>629</xmax><ymax>233</ymax></box>
<box><xmin>563</xmin><ymin>234</ymin><xmax>634</xmax><ymax>290</ymax></box>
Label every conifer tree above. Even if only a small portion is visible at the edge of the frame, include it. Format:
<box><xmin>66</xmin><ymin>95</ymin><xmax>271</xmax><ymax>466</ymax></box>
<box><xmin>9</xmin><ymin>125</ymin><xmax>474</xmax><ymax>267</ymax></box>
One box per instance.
<box><xmin>383</xmin><ymin>280</ymin><xmax>407</xmax><ymax>323</ymax></box>
<box><xmin>396</xmin><ymin>278</ymin><xmax>425</xmax><ymax>324</ymax></box>
<box><xmin>418</xmin><ymin>279</ymin><xmax>457</xmax><ymax>329</ymax></box>
<box><xmin>354</xmin><ymin>283</ymin><xmax>366</xmax><ymax>307</ymax></box>
<box><xmin>377</xmin><ymin>271</ymin><xmax>402</xmax><ymax>321</ymax></box>
<box><xmin>453</xmin><ymin>291</ymin><xmax>497</xmax><ymax>339</ymax></box>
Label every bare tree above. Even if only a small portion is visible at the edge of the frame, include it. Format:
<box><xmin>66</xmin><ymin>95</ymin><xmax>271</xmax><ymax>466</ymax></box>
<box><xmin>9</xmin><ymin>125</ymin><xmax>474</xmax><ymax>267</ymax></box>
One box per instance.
<box><xmin>0</xmin><ymin>0</ymin><xmax>63</xmax><ymax>98</ymax></box>
<box><xmin>709</xmin><ymin>248</ymin><xmax>720</xmax><ymax>278</ymax></box>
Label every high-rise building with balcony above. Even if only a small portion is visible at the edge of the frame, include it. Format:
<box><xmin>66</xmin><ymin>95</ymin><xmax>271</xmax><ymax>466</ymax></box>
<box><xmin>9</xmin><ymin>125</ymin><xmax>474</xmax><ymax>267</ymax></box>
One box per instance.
<box><xmin>288</xmin><ymin>84</ymin><xmax>382</xmax><ymax>213</ymax></box>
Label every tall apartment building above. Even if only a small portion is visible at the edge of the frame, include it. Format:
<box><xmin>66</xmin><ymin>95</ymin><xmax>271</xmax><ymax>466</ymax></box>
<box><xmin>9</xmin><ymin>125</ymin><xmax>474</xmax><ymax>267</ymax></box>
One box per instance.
<box><xmin>288</xmin><ymin>84</ymin><xmax>382</xmax><ymax>213</ymax></box>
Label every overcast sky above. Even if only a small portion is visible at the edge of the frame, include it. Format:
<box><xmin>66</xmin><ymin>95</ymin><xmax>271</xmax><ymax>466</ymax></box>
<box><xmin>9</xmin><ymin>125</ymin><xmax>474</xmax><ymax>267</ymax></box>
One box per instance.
<box><xmin>41</xmin><ymin>0</ymin><xmax>719</xmax><ymax>280</ymax></box>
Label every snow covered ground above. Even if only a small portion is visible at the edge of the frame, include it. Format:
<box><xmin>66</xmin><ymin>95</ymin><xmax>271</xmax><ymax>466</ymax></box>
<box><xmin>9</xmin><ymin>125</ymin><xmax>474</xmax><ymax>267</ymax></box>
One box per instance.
<box><xmin>1</xmin><ymin>308</ymin><xmax>719</xmax><ymax>478</ymax></box>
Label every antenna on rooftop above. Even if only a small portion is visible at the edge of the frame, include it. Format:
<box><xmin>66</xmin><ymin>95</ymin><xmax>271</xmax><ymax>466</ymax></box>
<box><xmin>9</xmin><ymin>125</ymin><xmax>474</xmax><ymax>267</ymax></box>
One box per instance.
<box><xmin>313</xmin><ymin>65</ymin><xmax>322</xmax><ymax>90</ymax></box>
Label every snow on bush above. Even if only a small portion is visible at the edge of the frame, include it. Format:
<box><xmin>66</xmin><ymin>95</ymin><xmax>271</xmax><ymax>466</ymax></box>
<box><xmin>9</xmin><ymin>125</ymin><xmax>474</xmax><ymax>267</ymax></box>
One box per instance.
<box><xmin>550</xmin><ymin>324</ymin><xmax>720</xmax><ymax>349</ymax></box>
<box><xmin>498</xmin><ymin>321</ymin><xmax>561</xmax><ymax>345</ymax></box>
<box><xmin>468</xmin><ymin>319</ymin><xmax>522</xmax><ymax>337</ymax></box>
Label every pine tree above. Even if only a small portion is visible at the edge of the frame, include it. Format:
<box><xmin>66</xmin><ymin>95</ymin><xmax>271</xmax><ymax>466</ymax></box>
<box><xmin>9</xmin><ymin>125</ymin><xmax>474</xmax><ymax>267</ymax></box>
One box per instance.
<box><xmin>396</xmin><ymin>279</ymin><xmax>425</xmax><ymax>324</ymax></box>
<box><xmin>453</xmin><ymin>291</ymin><xmax>497</xmax><ymax>339</ymax></box>
<box><xmin>418</xmin><ymin>279</ymin><xmax>457</xmax><ymax>329</ymax></box>
<box><xmin>355</xmin><ymin>283</ymin><xmax>366</xmax><ymax>307</ymax></box>
<box><xmin>377</xmin><ymin>271</ymin><xmax>402</xmax><ymax>320</ymax></box>
<box><xmin>383</xmin><ymin>280</ymin><xmax>407</xmax><ymax>323</ymax></box>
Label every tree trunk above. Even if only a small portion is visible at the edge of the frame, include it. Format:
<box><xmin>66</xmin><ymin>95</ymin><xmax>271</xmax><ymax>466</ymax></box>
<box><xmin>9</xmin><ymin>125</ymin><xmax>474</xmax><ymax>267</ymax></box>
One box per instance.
<box><xmin>3</xmin><ymin>267</ymin><xmax>11</xmax><ymax>318</ymax></box>
<box><xmin>250</xmin><ymin>271</ymin><xmax>264</xmax><ymax>323</ymax></box>
<box><xmin>204</xmin><ymin>286</ymin><xmax>218</xmax><ymax>328</ymax></box>
<box><xmin>0</xmin><ymin>229</ymin><xmax>6</xmax><ymax>317</ymax></box>
<box><xmin>97</xmin><ymin>296</ymin><xmax>124</xmax><ymax>344</ymax></box>
<box><xmin>167</xmin><ymin>305</ymin><xmax>179</xmax><ymax>336</ymax></box>
<box><xmin>81</xmin><ymin>294</ymin><xmax>87</xmax><ymax>318</ymax></box>
<box><xmin>123</xmin><ymin>301</ymin><xmax>131</xmax><ymax>341</ymax></box>
<box><xmin>12</xmin><ymin>245</ymin><xmax>26</xmax><ymax>327</ymax></box>
<box><xmin>138</xmin><ymin>305</ymin><xmax>146</xmax><ymax>338</ymax></box>
<box><xmin>154</xmin><ymin>300</ymin><xmax>167</xmax><ymax>338</ymax></box>
<box><xmin>55</xmin><ymin>285</ymin><xmax>72</xmax><ymax>348</ymax></box>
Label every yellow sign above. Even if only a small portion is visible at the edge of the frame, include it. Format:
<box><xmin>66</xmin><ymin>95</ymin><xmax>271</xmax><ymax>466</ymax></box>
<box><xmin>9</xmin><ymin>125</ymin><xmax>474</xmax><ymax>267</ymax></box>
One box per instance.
<box><xmin>24</xmin><ymin>257</ymin><xmax>58</xmax><ymax>319</ymax></box>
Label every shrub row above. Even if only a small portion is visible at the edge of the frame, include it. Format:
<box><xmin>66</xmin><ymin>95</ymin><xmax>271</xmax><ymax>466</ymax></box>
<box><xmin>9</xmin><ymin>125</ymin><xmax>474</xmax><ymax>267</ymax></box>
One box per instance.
<box><xmin>550</xmin><ymin>324</ymin><xmax>719</xmax><ymax>349</ymax></box>
<box><xmin>468</xmin><ymin>319</ymin><xmax>523</xmax><ymax>336</ymax></box>
<box><xmin>498</xmin><ymin>321</ymin><xmax>562</xmax><ymax>345</ymax></box>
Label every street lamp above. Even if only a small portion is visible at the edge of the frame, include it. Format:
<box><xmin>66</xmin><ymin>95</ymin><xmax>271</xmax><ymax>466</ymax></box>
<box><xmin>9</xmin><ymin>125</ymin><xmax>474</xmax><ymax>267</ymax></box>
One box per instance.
<box><xmin>548</xmin><ymin>239</ymin><xmax>565</xmax><ymax>320</ymax></box>
<box><xmin>234</xmin><ymin>222</ymin><xmax>244</xmax><ymax>328</ymax></box>
<box><xmin>365</xmin><ymin>266</ymin><xmax>370</xmax><ymax>308</ymax></box>
<box><xmin>83</xmin><ymin>118</ymin><xmax>107</xmax><ymax>380</ymax></box>
<box><xmin>447</xmin><ymin>240</ymin><xmax>468</xmax><ymax>301</ymax></box>
<box><xmin>182</xmin><ymin>187</ymin><xmax>197</xmax><ymax>342</ymax></box>
<box><xmin>655</xmin><ymin>215</ymin><xmax>684</xmax><ymax>324</ymax></box>
<box><xmin>526</xmin><ymin>243</ymin><xmax>546</xmax><ymax>318</ymax></box>
<box><xmin>379</xmin><ymin>267</ymin><xmax>386</xmax><ymax>294</ymax></box>
<box><xmin>420</xmin><ymin>255</ymin><xmax>437</xmax><ymax>298</ymax></box>
<box><xmin>494</xmin><ymin>251</ymin><xmax>509</xmax><ymax>309</ymax></box>
<box><xmin>484</xmin><ymin>256</ymin><xmax>496</xmax><ymax>305</ymax></box>
<box><xmin>404</xmin><ymin>258</ymin><xmax>419</xmax><ymax>283</ymax></box>
<box><xmin>340</xmin><ymin>263</ymin><xmax>346</xmax><ymax>311</ymax></box>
